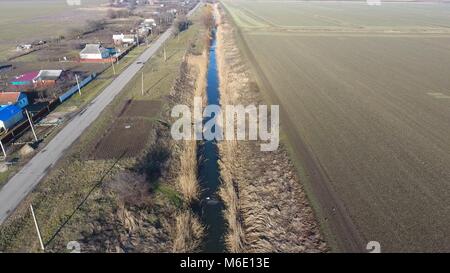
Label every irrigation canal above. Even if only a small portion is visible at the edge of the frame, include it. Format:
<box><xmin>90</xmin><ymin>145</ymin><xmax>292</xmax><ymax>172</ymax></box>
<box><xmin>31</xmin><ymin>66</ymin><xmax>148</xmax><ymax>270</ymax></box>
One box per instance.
<box><xmin>197</xmin><ymin>28</ymin><xmax>226</xmax><ymax>253</ymax></box>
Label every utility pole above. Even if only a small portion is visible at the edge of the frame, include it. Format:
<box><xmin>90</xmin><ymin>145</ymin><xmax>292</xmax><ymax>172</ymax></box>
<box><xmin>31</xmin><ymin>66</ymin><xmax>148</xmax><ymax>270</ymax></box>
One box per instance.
<box><xmin>141</xmin><ymin>71</ymin><xmax>144</xmax><ymax>96</ymax></box>
<box><xmin>30</xmin><ymin>204</ymin><xmax>45</xmax><ymax>251</ymax></box>
<box><xmin>164</xmin><ymin>45</ymin><xmax>167</xmax><ymax>62</ymax></box>
<box><xmin>111</xmin><ymin>58</ymin><xmax>116</xmax><ymax>76</ymax></box>
<box><xmin>75</xmin><ymin>74</ymin><xmax>81</xmax><ymax>96</ymax></box>
<box><xmin>25</xmin><ymin>110</ymin><xmax>38</xmax><ymax>142</ymax></box>
<box><xmin>0</xmin><ymin>140</ymin><xmax>6</xmax><ymax>158</ymax></box>
<box><xmin>115</xmin><ymin>48</ymin><xmax>119</xmax><ymax>65</ymax></box>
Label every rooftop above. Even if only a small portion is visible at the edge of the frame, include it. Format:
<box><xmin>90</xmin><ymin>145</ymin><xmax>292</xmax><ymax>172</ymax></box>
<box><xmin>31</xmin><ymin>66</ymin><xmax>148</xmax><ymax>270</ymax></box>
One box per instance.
<box><xmin>0</xmin><ymin>105</ymin><xmax>22</xmax><ymax>121</ymax></box>
<box><xmin>80</xmin><ymin>44</ymin><xmax>104</xmax><ymax>55</ymax></box>
<box><xmin>11</xmin><ymin>71</ymin><xmax>40</xmax><ymax>83</ymax></box>
<box><xmin>113</xmin><ymin>34</ymin><xmax>135</xmax><ymax>40</ymax></box>
<box><xmin>35</xmin><ymin>70</ymin><xmax>62</xmax><ymax>81</ymax></box>
<box><xmin>0</xmin><ymin>92</ymin><xmax>21</xmax><ymax>105</ymax></box>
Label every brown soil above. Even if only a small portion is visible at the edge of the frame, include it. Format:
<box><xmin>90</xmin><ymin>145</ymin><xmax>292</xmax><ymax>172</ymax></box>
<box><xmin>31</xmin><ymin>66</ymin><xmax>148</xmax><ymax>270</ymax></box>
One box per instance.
<box><xmin>119</xmin><ymin>99</ymin><xmax>162</xmax><ymax>119</ymax></box>
<box><xmin>90</xmin><ymin>118</ymin><xmax>154</xmax><ymax>160</ymax></box>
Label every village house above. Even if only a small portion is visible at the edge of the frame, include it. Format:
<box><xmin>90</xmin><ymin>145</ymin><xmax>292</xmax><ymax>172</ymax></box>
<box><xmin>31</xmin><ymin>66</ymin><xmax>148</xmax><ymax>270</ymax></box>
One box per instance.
<box><xmin>79</xmin><ymin>44</ymin><xmax>110</xmax><ymax>60</ymax></box>
<box><xmin>16</xmin><ymin>44</ymin><xmax>32</xmax><ymax>52</ymax></box>
<box><xmin>112</xmin><ymin>34</ymin><xmax>136</xmax><ymax>46</ymax></box>
<box><xmin>34</xmin><ymin>70</ymin><xmax>62</xmax><ymax>87</ymax></box>
<box><xmin>10</xmin><ymin>70</ymin><xmax>62</xmax><ymax>89</ymax></box>
<box><xmin>0</xmin><ymin>92</ymin><xmax>29</xmax><ymax>109</ymax></box>
<box><xmin>10</xmin><ymin>71</ymin><xmax>40</xmax><ymax>87</ymax></box>
<box><xmin>0</xmin><ymin>105</ymin><xmax>24</xmax><ymax>132</ymax></box>
<box><xmin>143</xmin><ymin>18</ymin><xmax>157</xmax><ymax>27</ymax></box>
<box><xmin>139</xmin><ymin>18</ymin><xmax>157</xmax><ymax>36</ymax></box>
<box><xmin>31</xmin><ymin>40</ymin><xmax>46</xmax><ymax>46</ymax></box>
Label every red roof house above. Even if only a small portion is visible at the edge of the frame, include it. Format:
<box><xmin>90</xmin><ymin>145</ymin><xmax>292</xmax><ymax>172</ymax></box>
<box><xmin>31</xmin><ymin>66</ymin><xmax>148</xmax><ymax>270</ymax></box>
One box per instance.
<box><xmin>0</xmin><ymin>92</ymin><xmax>29</xmax><ymax>108</ymax></box>
<box><xmin>10</xmin><ymin>71</ymin><xmax>40</xmax><ymax>86</ymax></box>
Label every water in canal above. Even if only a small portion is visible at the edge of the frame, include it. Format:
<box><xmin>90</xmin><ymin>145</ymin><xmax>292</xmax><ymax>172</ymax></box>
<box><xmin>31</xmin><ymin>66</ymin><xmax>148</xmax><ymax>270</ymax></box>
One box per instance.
<box><xmin>197</xmin><ymin>28</ymin><xmax>226</xmax><ymax>253</ymax></box>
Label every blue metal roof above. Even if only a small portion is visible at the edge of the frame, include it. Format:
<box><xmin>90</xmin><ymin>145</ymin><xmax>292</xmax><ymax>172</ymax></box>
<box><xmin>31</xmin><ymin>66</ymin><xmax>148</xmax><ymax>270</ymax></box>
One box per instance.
<box><xmin>0</xmin><ymin>105</ymin><xmax>22</xmax><ymax>121</ymax></box>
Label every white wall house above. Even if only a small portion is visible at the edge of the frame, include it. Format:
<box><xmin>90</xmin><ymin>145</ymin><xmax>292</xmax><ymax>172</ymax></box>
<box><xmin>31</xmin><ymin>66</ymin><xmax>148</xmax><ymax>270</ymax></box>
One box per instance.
<box><xmin>112</xmin><ymin>34</ymin><xmax>136</xmax><ymax>46</ymax></box>
<box><xmin>80</xmin><ymin>44</ymin><xmax>109</xmax><ymax>60</ymax></box>
<box><xmin>16</xmin><ymin>44</ymin><xmax>32</xmax><ymax>52</ymax></box>
<box><xmin>34</xmin><ymin>70</ymin><xmax>62</xmax><ymax>83</ymax></box>
<box><xmin>143</xmin><ymin>18</ymin><xmax>157</xmax><ymax>27</ymax></box>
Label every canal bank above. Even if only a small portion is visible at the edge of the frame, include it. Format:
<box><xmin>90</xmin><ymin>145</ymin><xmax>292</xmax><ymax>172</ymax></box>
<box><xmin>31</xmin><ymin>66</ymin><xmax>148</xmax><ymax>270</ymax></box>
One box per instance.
<box><xmin>214</xmin><ymin>3</ymin><xmax>328</xmax><ymax>253</ymax></box>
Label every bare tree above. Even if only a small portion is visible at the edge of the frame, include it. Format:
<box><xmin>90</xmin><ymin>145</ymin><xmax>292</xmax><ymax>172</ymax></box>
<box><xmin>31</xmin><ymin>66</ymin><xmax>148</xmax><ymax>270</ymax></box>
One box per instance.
<box><xmin>107</xmin><ymin>9</ymin><xmax>117</xmax><ymax>19</ymax></box>
<box><xmin>117</xmin><ymin>9</ymin><xmax>130</xmax><ymax>18</ymax></box>
<box><xmin>173</xmin><ymin>15</ymin><xmax>192</xmax><ymax>36</ymax></box>
<box><xmin>202</xmin><ymin>5</ymin><xmax>214</xmax><ymax>30</ymax></box>
<box><xmin>86</xmin><ymin>19</ymin><xmax>105</xmax><ymax>32</ymax></box>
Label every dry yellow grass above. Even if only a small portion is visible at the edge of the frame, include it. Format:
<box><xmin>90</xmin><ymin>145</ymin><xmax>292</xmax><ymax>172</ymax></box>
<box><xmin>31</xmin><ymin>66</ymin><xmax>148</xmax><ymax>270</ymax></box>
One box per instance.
<box><xmin>218</xmin><ymin>140</ymin><xmax>246</xmax><ymax>252</ymax></box>
<box><xmin>172</xmin><ymin>210</ymin><xmax>204</xmax><ymax>252</ymax></box>
<box><xmin>215</xmin><ymin>4</ymin><xmax>246</xmax><ymax>252</ymax></box>
<box><xmin>171</xmin><ymin>42</ymin><xmax>210</xmax><ymax>252</ymax></box>
<box><xmin>215</xmin><ymin>4</ymin><xmax>327</xmax><ymax>253</ymax></box>
<box><xmin>178</xmin><ymin>140</ymin><xmax>200</xmax><ymax>202</ymax></box>
<box><xmin>177</xmin><ymin>52</ymin><xmax>209</xmax><ymax>203</ymax></box>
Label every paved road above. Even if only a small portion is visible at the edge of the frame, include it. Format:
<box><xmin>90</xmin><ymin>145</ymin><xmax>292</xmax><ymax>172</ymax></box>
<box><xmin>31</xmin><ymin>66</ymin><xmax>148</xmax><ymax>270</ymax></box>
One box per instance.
<box><xmin>0</xmin><ymin>3</ymin><xmax>201</xmax><ymax>224</ymax></box>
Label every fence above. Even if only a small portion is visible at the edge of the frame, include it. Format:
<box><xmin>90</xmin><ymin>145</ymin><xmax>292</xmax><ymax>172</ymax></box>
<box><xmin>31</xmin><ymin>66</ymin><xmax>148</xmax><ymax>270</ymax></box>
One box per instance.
<box><xmin>0</xmin><ymin>72</ymin><xmax>97</xmax><ymax>144</ymax></box>
<box><xmin>0</xmin><ymin>43</ymin><xmax>136</xmax><ymax>145</ymax></box>
<box><xmin>0</xmin><ymin>99</ymin><xmax>60</xmax><ymax>144</ymax></box>
<box><xmin>59</xmin><ymin>73</ymin><xmax>96</xmax><ymax>103</ymax></box>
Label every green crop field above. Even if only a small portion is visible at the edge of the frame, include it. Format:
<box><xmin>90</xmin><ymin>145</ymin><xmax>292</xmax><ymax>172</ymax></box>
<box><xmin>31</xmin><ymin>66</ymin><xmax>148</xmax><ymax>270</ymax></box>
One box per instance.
<box><xmin>225</xmin><ymin>1</ymin><xmax>450</xmax><ymax>29</ymax></box>
<box><xmin>222</xmin><ymin>0</ymin><xmax>450</xmax><ymax>252</ymax></box>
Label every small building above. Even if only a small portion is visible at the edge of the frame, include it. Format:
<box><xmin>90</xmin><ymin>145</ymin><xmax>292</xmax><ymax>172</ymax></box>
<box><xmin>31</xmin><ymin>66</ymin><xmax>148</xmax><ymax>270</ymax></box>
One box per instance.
<box><xmin>138</xmin><ymin>27</ymin><xmax>150</xmax><ymax>37</ymax></box>
<box><xmin>112</xmin><ymin>34</ymin><xmax>136</xmax><ymax>46</ymax></box>
<box><xmin>0</xmin><ymin>92</ymin><xmax>29</xmax><ymax>109</ymax></box>
<box><xmin>106</xmin><ymin>48</ymin><xmax>118</xmax><ymax>55</ymax></box>
<box><xmin>79</xmin><ymin>44</ymin><xmax>110</xmax><ymax>60</ymax></box>
<box><xmin>34</xmin><ymin>70</ymin><xmax>62</xmax><ymax>87</ymax></box>
<box><xmin>143</xmin><ymin>18</ymin><xmax>157</xmax><ymax>27</ymax></box>
<box><xmin>10</xmin><ymin>71</ymin><xmax>40</xmax><ymax>86</ymax></box>
<box><xmin>0</xmin><ymin>105</ymin><xmax>24</xmax><ymax>132</ymax></box>
<box><xmin>0</xmin><ymin>64</ymin><xmax>12</xmax><ymax>73</ymax></box>
<box><xmin>16</xmin><ymin>44</ymin><xmax>32</xmax><ymax>52</ymax></box>
<box><xmin>31</xmin><ymin>40</ymin><xmax>46</xmax><ymax>46</ymax></box>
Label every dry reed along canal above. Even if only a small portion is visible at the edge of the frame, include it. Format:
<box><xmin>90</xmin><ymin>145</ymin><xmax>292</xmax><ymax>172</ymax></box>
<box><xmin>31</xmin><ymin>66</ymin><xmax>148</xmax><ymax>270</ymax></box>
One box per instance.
<box><xmin>196</xmin><ymin>28</ymin><xmax>226</xmax><ymax>252</ymax></box>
